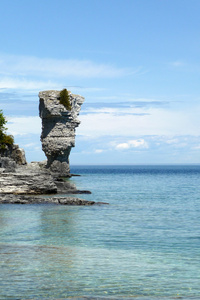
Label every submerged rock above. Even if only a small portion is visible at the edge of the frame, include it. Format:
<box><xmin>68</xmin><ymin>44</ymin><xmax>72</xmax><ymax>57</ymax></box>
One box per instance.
<box><xmin>0</xmin><ymin>194</ymin><xmax>108</xmax><ymax>205</ymax></box>
<box><xmin>39</xmin><ymin>90</ymin><xmax>84</xmax><ymax>177</ymax></box>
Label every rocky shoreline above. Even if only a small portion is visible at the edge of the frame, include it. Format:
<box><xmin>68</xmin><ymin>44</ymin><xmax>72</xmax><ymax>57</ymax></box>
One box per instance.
<box><xmin>0</xmin><ymin>161</ymin><xmax>108</xmax><ymax>205</ymax></box>
<box><xmin>0</xmin><ymin>90</ymin><xmax>108</xmax><ymax>205</ymax></box>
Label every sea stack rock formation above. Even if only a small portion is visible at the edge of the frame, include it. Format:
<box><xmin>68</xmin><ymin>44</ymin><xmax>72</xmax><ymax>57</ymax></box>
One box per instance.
<box><xmin>0</xmin><ymin>89</ymin><xmax>90</xmax><ymax>202</ymax></box>
<box><xmin>39</xmin><ymin>90</ymin><xmax>84</xmax><ymax>176</ymax></box>
<box><xmin>0</xmin><ymin>90</ymin><xmax>108</xmax><ymax>204</ymax></box>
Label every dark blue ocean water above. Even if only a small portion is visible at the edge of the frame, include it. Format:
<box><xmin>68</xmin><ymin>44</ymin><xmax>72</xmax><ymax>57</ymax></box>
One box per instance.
<box><xmin>0</xmin><ymin>165</ymin><xmax>200</xmax><ymax>299</ymax></box>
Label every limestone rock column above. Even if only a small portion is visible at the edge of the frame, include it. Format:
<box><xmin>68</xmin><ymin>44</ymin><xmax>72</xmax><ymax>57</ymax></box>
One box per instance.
<box><xmin>39</xmin><ymin>90</ymin><xmax>84</xmax><ymax>176</ymax></box>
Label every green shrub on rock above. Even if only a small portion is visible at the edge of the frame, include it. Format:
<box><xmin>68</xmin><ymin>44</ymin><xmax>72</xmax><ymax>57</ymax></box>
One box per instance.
<box><xmin>0</xmin><ymin>110</ymin><xmax>14</xmax><ymax>150</ymax></box>
<box><xmin>59</xmin><ymin>89</ymin><xmax>72</xmax><ymax>110</ymax></box>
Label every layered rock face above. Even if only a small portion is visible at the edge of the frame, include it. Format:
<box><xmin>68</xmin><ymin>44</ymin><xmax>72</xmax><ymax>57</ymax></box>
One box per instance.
<box><xmin>39</xmin><ymin>90</ymin><xmax>84</xmax><ymax>176</ymax></box>
<box><xmin>0</xmin><ymin>163</ymin><xmax>57</xmax><ymax>194</ymax></box>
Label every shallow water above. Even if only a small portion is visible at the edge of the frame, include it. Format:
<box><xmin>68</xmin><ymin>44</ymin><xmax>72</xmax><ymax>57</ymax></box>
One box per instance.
<box><xmin>0</xmin><ymin>165</ymin><xmax>200</xmax><ymax>299</ymax></box>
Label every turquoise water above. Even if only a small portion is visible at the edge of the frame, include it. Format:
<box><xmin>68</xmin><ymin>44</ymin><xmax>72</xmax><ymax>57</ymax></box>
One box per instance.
<box><xmin>0</xmin><ymin>165</ymin><xmax>200</xmax><ymax>299</ymax></box>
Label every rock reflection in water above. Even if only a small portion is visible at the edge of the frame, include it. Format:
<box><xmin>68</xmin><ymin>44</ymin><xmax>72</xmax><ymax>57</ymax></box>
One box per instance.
<box><xmin>0</xmin><ymin>205</ymin><xmax>82</xmax><ymax>299</ymax></box>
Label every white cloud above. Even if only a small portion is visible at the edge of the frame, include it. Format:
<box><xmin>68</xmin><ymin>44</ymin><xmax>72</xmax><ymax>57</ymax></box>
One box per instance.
<box><xmin>170</xmin><ymin>60</ymin><xmax>186</xmax><ymax>67</ymax></box>
<box><xmin>0</xmin><ymin>53</ymin><xmax>131</xmax><ymax>79</ymax></box>
<box><xmin>23</xmin><ymin>143</ymin><xmax>37</xmax><ymax>148</ymax></box>
<box><xmin>5</xmin><ymin>101</ymin><xmax>200</xmax><ymax>150</ymax></box>
<box><xmin>165</xmin><ymin>138</ymin><xmax>179</xmax><ymax>144</ymax></box>
<box><xmin>95</xmin><ymin>149</ymin><xmax>104</xmax><ymax>153</ymax></box>
<box><xmin>116</xmin><ymin>143</ymin><xmax>130</xmax><ymax>149</ymax></box>
<box><xmin>7</xmin><ymin>116</ymin><xmax>41</xmax><ymax>135</ymax></box>
<box><xmin>116</xmin><ymin>139</ymin><xmax>149</xmax><ymax>150</ymax></box>
<box><xmin>78</xmin><ymin>105</ymin><xmax>200</xmax><ymax>137</ymax></box>
<box><xmin>192</xmin><ymin>145</ymin><xmax>200</xmax><ymax>150</ymax></box>
<box><xmin>0</xmin><ymin>77</ymin><xmax>62</xmax><ymax>90</ymax></box>
<box><xmin>83</xmin><ymin>107</ymin><xmax>122</xmax><ymax>114</ymax></box>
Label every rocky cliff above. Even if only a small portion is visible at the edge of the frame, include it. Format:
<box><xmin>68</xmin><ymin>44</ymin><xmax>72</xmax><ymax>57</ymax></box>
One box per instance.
<box><xmin>39</xmin><ymin>90</ymin><xmax>84</xmax><ymax>176</ymax></box>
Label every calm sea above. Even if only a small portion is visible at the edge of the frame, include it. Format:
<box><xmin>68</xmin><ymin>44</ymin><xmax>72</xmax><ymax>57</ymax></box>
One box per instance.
<box><xmin>0</xmin><ymin>165</ymin><xmax>200</xmax><ymax>299</ymax></box>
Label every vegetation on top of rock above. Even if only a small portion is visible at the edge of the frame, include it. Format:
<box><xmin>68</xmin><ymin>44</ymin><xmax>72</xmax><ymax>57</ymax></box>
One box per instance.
<box><xmin>0</xmin><ymin>109</ymin><xmax>14</xmax><ymax>149</ymax></box>
<box><xmin>59</xmin><ymin>89</ymin><xmax>72</xmax><ymax>110</ymax></box>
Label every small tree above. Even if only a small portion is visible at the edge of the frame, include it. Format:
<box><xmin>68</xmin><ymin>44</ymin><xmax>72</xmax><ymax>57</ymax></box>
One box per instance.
<box><xmin>0</xmin><ymin>110</ymin><xmax>7</xmax><ymax>131</ymax></box>
<box><xmin>59</xmin><ymin>89</ymin><xmax>72</xmax><ymax>111</ymax></box>
<box><xmin>0</xmin><ymin>110</ymin><xmax>14</xmax><ymax>150</ymax></box>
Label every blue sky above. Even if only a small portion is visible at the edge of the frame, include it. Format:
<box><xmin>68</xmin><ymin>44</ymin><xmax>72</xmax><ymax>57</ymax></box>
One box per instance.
<box><xmin>1</xmin><ymin>0</ymin><xmax>200</xmax><ymax>164</ymax></box>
